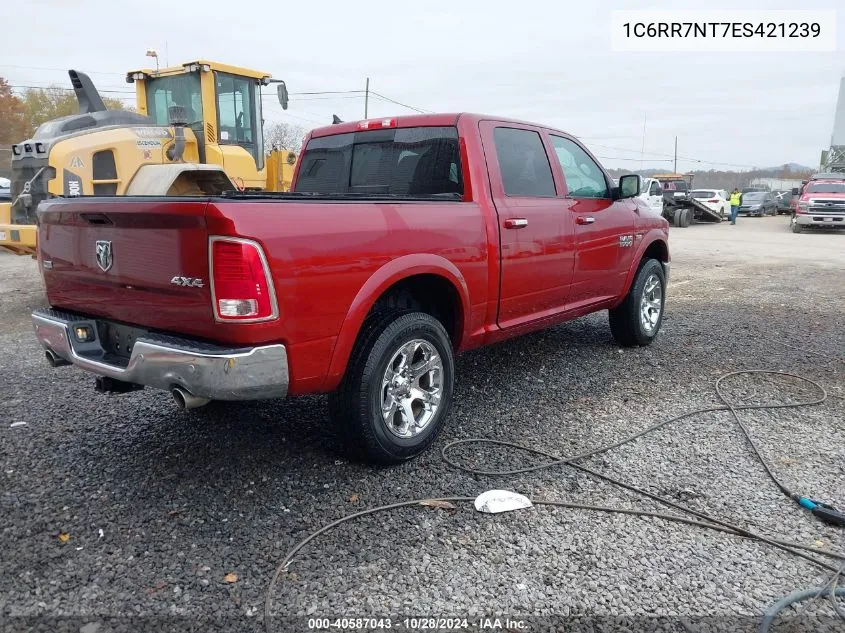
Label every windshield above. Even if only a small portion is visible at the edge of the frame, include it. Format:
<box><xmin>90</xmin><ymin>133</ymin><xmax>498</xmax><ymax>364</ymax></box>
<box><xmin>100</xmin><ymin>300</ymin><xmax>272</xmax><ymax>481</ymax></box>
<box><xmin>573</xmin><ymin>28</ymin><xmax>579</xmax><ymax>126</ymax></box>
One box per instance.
<box><xmin>145</xmin><ymin>73</ymin><xmax>203</xmax><ymax>125</ymax></box>
<box><xmin>744</xmin><ymin>192</ymin><xmax>766</xmax><ymax>200</ymax></box>
<box><xmin>807</xmin><ymin>182</ymin><xmax>845</xmax><ymax>194</ymax></box>
<box><xmin>691</xmin><ymin>190</ymin><xmax>716</xmax><ymax>199</ymax></box>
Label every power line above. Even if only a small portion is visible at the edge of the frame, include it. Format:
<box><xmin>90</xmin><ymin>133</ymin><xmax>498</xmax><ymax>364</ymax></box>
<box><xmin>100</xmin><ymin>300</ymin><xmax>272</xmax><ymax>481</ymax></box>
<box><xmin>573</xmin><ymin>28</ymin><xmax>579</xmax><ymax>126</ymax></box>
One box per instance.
<box><xmin>368</xmin><ymin>90</ymin><xmax>429</xmax><ymax>114</ymax></box>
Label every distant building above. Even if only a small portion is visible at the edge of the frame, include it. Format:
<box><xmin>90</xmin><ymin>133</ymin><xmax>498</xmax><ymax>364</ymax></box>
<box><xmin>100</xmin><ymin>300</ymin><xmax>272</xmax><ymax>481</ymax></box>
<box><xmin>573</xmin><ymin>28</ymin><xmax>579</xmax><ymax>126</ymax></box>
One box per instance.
<box><xmin>749</xmin><ymin>177</ymin><xmax>805</xmax><ymax>191</ymax></box>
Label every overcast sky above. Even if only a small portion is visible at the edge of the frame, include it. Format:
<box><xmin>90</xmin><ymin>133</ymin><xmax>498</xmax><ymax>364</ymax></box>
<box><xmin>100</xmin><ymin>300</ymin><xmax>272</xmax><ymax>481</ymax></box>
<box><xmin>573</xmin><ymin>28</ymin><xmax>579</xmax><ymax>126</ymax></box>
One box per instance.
<box><xmin>2</xmin><ymin>0</ymin><xmax>843</xmax><ymax>172</ymax></box>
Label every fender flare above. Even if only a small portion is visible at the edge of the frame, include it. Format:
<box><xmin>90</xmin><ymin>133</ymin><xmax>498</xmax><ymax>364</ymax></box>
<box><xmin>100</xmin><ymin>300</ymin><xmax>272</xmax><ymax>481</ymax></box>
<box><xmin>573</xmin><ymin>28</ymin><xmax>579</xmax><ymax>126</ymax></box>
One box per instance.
<box><xmin>124</xmin><ymin>164</ymin><xmax>233</xmax><ymax>195</ymax></box>
<box><xmin>618</xmin><ymin>231</ymin><xmax>669</xmax><ymax>301</ymax></box>
<box><xmin>324</xmin><ymin>254</ymin><xmax>471</xmax><ymax>390</ymax></box>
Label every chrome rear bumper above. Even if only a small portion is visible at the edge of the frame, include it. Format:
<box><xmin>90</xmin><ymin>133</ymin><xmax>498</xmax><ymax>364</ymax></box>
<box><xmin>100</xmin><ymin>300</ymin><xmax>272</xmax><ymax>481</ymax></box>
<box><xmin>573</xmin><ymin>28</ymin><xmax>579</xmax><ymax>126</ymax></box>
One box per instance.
<box><xmin>32</xmin><ymin>308</ymin><xmax>288</xmax><ymax>401</ymax></box>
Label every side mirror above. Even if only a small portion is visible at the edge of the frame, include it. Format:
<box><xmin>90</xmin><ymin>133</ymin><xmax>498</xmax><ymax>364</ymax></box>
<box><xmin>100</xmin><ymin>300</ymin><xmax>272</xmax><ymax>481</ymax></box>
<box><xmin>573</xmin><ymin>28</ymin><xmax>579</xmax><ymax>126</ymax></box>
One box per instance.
<box><xmin>791</xmin><ymin>187</ymin><xmax>800</xmax><ymax>196</ymax></box>
<box><xmin>618</xmin><ymin>174</ymin><xmax>640</xmax><ymax>199</ymax></box>
<box><xmin>276</xmin><ymin>82</ymin><xmax>289</xmax><ymax>110</ymax></box>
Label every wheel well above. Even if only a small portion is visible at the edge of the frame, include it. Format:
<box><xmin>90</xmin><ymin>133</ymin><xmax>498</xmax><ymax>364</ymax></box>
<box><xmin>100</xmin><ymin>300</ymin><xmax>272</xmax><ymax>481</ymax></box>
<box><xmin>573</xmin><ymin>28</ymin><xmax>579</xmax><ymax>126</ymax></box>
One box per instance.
<box><xmin>642</xmin><ymin>239</ymin><xmax>668</xmax><ymax>265</ymax></box>
<box><xmin>369</xmin><ymin>274</ymin><xmax>463</xmax><ymax>347</ymax></box>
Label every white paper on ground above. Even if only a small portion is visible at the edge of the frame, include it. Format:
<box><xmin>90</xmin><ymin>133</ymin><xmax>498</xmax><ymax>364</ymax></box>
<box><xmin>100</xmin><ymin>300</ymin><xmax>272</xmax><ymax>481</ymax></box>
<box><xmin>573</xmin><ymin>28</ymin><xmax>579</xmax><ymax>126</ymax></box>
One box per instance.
<box><xmin>474</xmin><ymin>489</ymin><xmax>533</xmax><ymax>514</ymax></box>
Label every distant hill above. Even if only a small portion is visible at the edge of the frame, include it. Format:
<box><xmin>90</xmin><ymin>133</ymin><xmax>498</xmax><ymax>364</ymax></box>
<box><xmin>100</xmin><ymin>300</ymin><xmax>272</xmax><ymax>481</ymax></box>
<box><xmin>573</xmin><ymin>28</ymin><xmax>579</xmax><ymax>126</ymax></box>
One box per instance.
<box><xmin>607</xmin><ymin>163</ymin><xmax>815</xmax><ymax>189</ymax></box>
<box><xmin>762</xmin><ymin>163</ymin><xmax>813</xmax><ymax>172</ymax></box>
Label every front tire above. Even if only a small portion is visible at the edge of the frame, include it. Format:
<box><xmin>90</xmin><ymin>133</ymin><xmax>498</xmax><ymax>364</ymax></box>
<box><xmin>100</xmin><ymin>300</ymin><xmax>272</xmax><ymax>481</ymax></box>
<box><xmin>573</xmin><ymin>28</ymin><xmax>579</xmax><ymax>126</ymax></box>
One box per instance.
<box><xmin>791</xmin><ymin>217</ymin><xmax>803</xmax><ymax>233</ymax></box>
<box><xmin>328</xmin><ymin>311</ymin><xmax>454</xmax><ymax>464</ymax></box>
<box><xmin>609</xmin><ymin>259</ymin><xmax>666</xmax><ymax>347</ymax></box>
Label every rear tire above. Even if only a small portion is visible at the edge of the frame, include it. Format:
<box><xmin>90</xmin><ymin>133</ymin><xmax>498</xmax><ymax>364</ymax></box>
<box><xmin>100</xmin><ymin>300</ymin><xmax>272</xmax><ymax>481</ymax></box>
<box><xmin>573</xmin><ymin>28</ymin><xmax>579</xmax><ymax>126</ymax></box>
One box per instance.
<box><xmin>328</xmin><ymin>311</ymin><xmax>454</xmax><ymax>464</ymax></box>
<box><xmin>673</xmin><ymin>208</ymin><xmax>684</xmax><ymax>227</ymax></box>
<box><xmin>609</xmin><ymin>259</ymin><xmax>666</xmax><ymax>347</ymax></box>
<box><xmin>680</xmin><ymin>208</ymin><xmax>692</xmax><ymax>227</ymax></box>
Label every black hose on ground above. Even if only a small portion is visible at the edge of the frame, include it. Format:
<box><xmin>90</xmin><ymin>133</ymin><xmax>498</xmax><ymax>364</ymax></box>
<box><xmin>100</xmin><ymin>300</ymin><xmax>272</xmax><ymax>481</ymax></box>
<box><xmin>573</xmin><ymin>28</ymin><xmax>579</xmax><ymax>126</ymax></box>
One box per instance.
<box><xmin>264</xmin><ymin>370</ymin><xmax>844</xmax><ymax>631</ymax></box>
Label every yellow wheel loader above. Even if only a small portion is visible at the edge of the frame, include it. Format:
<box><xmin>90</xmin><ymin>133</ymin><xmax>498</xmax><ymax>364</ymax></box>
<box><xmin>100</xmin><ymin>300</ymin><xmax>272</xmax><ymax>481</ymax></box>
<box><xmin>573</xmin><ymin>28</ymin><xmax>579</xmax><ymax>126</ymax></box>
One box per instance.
<box><xmin>0</xmin><ymin>60</ymin><xmax>297</xmax><ymax>256</ymax></box>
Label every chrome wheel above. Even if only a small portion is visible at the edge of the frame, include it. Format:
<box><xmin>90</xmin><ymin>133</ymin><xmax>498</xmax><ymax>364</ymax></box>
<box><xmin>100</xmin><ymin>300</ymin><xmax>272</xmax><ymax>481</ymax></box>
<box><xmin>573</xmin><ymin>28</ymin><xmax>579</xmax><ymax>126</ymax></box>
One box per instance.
<box><xmin>639</xmin><ymin>274</ymin><xmax>663</xmax><ymax>334</ymax></box>
<box><xmin>381</xmin><ymin>339</ymin><xmax>443</xmax><ymax>438</ymax></box>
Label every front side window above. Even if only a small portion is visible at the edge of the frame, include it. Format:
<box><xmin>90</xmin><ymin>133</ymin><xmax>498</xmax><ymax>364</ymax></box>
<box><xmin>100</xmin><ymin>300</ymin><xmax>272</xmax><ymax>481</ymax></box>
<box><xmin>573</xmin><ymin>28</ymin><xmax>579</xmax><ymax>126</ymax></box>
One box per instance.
<box><xmin>295</xmin><ymin>126</ymin><xmax>462</xmax><ymax>197</ymax></box>
<box><xmin>146</xmin><ymin>73</ymin><xmax>203</xmax><ymax>125</ymax></box>
<box><xmin>549</xmin><ymin>135</ymin><xmax>608</xmax><ymax>198</ymax></box>
<box><xmin>649</xmin><ymin>181</ymin><xmax>660</xmax><ymax>195</ymax></box>
<box><xmin>492</xmin><ymin>127</ymin><xmax>555</xmax><ymax>197</ymax></box>
<box><xmin>216</xmin><ymin>72</ymin><xmax>262</xmax><ymax>169</ymax></box>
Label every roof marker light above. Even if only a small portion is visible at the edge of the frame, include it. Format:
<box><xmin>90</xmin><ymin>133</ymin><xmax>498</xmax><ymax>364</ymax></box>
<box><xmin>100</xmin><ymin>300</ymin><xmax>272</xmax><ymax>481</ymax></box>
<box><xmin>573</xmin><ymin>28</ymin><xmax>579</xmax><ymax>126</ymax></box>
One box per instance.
<box><xmin>357</xmin><ymin>118</ymin><xmax>397</xmax><ymax>130</ymax></box>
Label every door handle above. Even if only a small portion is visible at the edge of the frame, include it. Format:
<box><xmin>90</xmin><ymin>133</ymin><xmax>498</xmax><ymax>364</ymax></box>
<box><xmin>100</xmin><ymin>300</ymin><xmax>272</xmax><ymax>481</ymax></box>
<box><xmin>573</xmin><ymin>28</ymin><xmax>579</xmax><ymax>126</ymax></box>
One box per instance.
<box><xmin>504</xmin><ymin>218</ymin><xmax>528</xmax><ymax>229</ymax></box>
<box><xmin>576</xmin><ymin>216</ymin><xmax>595</xmax><ymax>225</ymax></box>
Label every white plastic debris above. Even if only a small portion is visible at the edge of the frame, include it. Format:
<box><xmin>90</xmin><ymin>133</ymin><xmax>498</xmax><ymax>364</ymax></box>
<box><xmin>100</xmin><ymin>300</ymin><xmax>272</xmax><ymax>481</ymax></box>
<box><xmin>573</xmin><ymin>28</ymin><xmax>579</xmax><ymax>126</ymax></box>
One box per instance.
<box><xmin>474</xmin><ymin>489</ymin><xmax>533</xmax><ymax>514</ymax></box>
<box><xmin>10</xmin><ymin>422</ymin><xmax>27</xmax><ymax>428</ymax></box>
<box><xmin>98</xmin><ymin>529</ymin><xmax>104</xmax><ymax>539</ymax></box>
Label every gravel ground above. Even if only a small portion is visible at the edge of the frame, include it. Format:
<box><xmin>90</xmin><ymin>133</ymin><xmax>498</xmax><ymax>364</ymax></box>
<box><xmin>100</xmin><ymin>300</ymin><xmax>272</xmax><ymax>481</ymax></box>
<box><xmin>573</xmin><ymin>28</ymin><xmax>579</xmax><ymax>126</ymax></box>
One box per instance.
<box><xmin>1</xmin><ymin>216</ymin><xmax>843</xmax><ymax>632</ymax></box>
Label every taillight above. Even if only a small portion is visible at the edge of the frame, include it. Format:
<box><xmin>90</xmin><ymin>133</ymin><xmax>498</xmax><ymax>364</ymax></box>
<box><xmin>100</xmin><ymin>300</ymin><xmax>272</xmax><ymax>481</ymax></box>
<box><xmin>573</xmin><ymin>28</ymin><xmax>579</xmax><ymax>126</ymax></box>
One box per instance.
<box><xmin>357</xmin><ymin>117</ymin><xmax>397</xmax><ymax>130</ymax></box>
<box><xmin>707</xmin><ymin>198</ymin><xmax>719</xmax><ymax>203</ymax></box>
<box><xmin>210</xmin><ymin>237</ymin><xmax>277</xmax><ymax>322</ymax></box>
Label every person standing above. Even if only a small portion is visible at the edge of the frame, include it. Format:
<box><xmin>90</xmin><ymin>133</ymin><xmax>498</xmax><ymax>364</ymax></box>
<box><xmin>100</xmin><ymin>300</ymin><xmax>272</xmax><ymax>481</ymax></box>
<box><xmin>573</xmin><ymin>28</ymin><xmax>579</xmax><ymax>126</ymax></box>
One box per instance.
<box><xmin>729</xmin><ymin>188</ymin><xmax>742</xmax><ymax>225</ymax></box>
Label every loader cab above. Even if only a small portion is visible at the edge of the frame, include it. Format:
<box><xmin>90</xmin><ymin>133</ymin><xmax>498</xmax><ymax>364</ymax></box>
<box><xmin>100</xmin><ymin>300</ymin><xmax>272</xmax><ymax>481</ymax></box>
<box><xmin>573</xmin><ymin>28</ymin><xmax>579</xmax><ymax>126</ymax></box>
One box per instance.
<box><xmin>128</xmin><ymin>60</ymin><xmax>277</xmax><ymax>190</ymax></box>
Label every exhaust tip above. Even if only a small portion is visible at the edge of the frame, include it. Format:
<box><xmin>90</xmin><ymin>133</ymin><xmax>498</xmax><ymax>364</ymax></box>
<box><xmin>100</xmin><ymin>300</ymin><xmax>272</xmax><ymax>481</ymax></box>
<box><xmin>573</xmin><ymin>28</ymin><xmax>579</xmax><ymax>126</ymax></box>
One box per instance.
<box><xmin>45</xmin><ymin>350</ymin><xmax>71</xmax><ymax>367</ymax></box>
<box><xmin>171</xmin><ymin>386</ymin><xmax>210</xmax><ymax>410</ymax></box>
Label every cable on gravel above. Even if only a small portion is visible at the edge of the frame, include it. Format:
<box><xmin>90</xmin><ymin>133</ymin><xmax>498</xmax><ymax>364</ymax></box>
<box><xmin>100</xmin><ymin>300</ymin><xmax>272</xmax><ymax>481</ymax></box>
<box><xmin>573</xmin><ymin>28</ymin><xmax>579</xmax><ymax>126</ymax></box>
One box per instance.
<box><xmin>264</xmin><ymin>370</ymin><xmax>844</xmax><ymax>632</ymax></box>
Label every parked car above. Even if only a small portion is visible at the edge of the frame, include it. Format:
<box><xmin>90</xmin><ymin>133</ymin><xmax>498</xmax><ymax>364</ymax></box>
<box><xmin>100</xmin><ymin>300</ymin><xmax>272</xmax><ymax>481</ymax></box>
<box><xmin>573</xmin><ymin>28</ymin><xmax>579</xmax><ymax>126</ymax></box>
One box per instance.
<box><xmin>690</xmin><ymin>189</ymin><xmax>730</xmax><ymax>219</ymax></box>
<box><xmin>636</xmin><ymin>176</ymin><xmax>664</xmax><ymax>215</ymax></box>
<box><xmin>738</xmin><ymin>191</ymin><xmax>778</xmax><ymax>217</ymax></box>
<box><xmin>31</xmin><ymin>113</ymin><xmax>670</xmax><ymax>463</ymax></box>
<box><xmin>790</xmin><ymin>173</ymin><xmax>845</xmax><ymax>233</ymax></box>
<box><xmin>773</xmin><ymin>190</ymin><xmax>793</xmax><ymax>214</ymax></box>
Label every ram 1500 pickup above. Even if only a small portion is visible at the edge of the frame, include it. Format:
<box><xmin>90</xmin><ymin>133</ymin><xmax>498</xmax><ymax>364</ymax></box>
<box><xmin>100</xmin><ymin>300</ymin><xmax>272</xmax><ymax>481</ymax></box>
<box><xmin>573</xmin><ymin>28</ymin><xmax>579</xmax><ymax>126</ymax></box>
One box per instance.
<box><xmin>32</xmin><ymin>113</ymin><xmax>670</xmax><ymax>463</ymax></box>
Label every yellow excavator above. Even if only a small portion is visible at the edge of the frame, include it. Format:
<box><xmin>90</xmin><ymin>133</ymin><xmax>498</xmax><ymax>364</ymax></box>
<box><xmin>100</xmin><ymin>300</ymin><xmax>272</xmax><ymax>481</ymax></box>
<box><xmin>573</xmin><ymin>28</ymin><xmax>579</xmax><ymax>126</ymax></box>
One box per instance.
<box><xmin>0</xmin><ymin>60</ymin><xmax>298</xmax><ymax>255</ymax></box>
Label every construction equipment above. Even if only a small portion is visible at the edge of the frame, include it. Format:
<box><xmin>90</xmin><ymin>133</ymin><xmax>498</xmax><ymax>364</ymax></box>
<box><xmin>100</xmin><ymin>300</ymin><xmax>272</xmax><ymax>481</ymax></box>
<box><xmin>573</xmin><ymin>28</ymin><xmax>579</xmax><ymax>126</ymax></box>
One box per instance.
<box><xmin>0</xmin><ymin>60</ymin><xmax>297</xmax><ymax>255</ymax></box>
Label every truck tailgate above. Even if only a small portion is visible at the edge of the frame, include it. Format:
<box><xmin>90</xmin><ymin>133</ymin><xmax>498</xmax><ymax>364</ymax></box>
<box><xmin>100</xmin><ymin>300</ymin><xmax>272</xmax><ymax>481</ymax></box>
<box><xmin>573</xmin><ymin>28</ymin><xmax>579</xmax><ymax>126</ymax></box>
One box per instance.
<box><xmin>37</xmin><ymin>198</ymin><xmax>215</xmax><ymax>336</ymax></box>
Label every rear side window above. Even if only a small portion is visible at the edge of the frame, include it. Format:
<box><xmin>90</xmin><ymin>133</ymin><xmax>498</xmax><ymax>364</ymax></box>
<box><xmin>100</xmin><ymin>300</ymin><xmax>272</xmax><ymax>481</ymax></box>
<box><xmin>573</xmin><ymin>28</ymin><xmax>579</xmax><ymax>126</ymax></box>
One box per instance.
<box><xmin>295</xmin><ymin>126</ymin><xmax>463</xmax><ymax>197</ymax></box>
<box><xmin>493</xmin><ymin>127</ymin><xmax>556</xmax><ymax>197</ymax></box>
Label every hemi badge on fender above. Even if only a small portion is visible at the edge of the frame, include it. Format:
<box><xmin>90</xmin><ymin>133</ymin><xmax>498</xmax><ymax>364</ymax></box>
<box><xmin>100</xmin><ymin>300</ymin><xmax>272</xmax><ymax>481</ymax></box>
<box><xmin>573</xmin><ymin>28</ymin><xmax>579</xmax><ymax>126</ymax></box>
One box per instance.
<box><xmin>619</xmin><ymin>235</ymin><xmax>634</xmax><ymax>247</ymax></box>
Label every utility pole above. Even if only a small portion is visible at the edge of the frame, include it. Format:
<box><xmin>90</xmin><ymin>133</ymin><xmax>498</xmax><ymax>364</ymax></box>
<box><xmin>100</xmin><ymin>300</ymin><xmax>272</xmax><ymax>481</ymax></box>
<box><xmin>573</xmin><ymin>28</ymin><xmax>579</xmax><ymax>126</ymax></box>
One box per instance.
<box><xmin>364</xmin><ymin>77</ymin><xmax>370</xmax><ymax>119</ymax></box>
<box><xmin>673</xmin><ymin>136</ymin><xmax>678</xmax><ymax>173</ymax></box>
<box><xmin>640</xmin><ymin>113</ymin><xmax>647</xmax><ymax>170</ymax></box>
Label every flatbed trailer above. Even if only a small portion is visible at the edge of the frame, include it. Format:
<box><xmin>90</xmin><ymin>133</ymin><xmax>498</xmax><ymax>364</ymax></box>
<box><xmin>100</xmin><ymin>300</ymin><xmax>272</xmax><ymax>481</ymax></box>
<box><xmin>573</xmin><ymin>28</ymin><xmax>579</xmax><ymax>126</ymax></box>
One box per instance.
<box><xmin>662</xmin><ymin>195</ymin><xmax>724</xmax><ymax>227</ymax></box>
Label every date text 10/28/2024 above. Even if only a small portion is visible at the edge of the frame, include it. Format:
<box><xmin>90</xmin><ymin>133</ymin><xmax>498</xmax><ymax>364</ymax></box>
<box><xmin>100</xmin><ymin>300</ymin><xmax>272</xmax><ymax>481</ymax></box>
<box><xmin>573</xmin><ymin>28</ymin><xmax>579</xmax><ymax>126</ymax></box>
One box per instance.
<box><xmin>307</xmin><ymin>617</ymin><xmax>527</xmax><ymax>630</ymax></box>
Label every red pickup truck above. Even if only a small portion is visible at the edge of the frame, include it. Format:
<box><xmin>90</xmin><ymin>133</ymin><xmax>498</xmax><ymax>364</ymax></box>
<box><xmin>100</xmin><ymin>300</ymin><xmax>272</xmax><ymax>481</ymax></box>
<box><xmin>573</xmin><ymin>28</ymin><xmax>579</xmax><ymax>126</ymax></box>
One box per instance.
<box><xmin>32</xmin><ymin>113</ymin><xmax>670</xmax><ymax>463</ymax></box>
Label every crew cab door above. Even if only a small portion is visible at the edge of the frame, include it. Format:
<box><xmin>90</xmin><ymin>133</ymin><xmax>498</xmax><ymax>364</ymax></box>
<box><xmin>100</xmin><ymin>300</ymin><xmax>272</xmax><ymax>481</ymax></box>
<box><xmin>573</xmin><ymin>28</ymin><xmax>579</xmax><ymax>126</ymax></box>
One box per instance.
<box><xmin>547</xmin><ymin>134</ymin><xmax>637</xmax><ymax>307</ymax></box>
<box><xmin>479</xmin><ymin>121</ymin><xmax>575</xmax><ymax>329</ymax></box>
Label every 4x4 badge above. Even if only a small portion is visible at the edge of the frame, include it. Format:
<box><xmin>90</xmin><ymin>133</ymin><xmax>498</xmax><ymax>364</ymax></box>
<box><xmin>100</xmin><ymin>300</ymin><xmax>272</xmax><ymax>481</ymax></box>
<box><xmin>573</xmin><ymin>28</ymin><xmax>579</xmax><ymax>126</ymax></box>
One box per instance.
<box><xmin>95</xmin><ymin>240</ymin><xmax>113</xmax><ymax>272</ymax></box>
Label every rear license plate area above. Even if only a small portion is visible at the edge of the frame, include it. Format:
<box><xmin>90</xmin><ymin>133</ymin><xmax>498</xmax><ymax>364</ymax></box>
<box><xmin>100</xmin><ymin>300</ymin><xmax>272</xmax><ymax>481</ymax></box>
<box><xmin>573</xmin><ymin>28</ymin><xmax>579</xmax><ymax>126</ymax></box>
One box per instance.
<box><xmin>97</xmin><ymin>321</ymin><xmax>151</xmax><ymax>361</ymax></box>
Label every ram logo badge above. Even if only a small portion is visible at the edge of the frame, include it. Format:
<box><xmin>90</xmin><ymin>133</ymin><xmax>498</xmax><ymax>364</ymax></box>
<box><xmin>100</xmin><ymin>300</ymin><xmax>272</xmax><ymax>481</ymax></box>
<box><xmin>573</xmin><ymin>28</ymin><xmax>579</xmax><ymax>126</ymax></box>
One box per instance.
<box><xmin>619</xmin><ymin>235</ymin><xmax>634</xmax><ymax>247</ymax></box>
<box><xmin>95</xmin><ymin>240</ymin><xmax>113</xmax><ymax>272</ymax></box>
<box><xmin>170</xmin><ymin>276</ymin><xmax>204</xmax><ymax>288</ymax></box>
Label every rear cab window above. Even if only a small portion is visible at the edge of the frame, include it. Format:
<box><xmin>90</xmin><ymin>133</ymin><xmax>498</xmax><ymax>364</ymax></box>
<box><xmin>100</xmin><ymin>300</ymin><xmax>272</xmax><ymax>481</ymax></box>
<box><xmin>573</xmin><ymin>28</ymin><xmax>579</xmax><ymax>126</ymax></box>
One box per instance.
<box><xmin>294</xmin><ymin>126</ymin><xmax>463</xmax><ymax>198</ymax></box>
